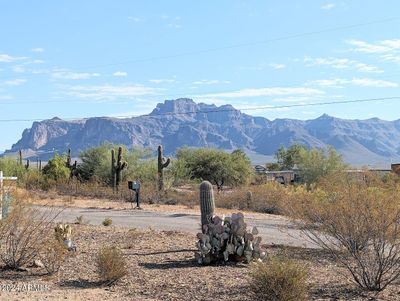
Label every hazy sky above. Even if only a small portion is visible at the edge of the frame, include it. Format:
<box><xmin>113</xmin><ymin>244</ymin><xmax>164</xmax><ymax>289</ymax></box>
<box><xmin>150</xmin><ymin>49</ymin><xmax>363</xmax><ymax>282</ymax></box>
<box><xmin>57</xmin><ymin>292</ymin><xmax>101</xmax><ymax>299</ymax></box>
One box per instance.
<box><xmin>1</xmin><ymin>1</ymin><xmax>400</xmax><ymax>151</ymax></box>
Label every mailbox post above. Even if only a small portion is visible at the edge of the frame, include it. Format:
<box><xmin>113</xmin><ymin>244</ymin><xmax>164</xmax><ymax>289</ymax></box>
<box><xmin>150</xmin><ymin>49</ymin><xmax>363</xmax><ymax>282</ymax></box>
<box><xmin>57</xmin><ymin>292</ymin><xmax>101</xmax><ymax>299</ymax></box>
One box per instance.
<box><xmin>128</xmin><ymin>180</ymin><xmax>141</xmax><ymax>209</ymax></box>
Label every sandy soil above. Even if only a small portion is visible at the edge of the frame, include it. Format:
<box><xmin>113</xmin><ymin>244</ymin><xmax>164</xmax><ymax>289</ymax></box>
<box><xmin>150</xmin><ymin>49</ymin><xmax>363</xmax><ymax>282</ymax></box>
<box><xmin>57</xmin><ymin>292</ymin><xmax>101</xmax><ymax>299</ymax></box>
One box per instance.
<box><xmin>1</xmin><ymin>225</ymin><xmax>400</xmax><ymax>301</ymax></box>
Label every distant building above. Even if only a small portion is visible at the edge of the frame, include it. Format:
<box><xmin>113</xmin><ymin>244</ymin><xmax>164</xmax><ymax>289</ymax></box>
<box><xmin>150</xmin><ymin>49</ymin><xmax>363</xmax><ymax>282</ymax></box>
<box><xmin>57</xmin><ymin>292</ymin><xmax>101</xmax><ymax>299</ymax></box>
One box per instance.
<box><xmin>254</xmin><ymin>165</ymin><xmax>267</xmax><ymax>174</ymax></box>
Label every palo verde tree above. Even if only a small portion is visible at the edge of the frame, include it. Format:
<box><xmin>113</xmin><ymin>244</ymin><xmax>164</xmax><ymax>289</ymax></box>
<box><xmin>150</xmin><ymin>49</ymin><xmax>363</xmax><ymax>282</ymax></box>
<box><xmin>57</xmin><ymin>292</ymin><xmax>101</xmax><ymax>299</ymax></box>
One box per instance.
<box><xmin>176</xmin><ymin>147</ymin><xmax>253</xmax><ymax>191</ymax></box>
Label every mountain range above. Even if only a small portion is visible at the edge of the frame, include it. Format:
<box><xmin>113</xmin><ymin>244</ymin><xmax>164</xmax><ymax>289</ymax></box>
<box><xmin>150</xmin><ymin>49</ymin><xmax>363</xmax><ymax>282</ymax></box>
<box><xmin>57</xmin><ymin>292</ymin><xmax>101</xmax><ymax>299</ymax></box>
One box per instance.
<box><xmin>5</xmin><ymin>98</ymin><xmax>400</xmax><ymax>167</ymax></box>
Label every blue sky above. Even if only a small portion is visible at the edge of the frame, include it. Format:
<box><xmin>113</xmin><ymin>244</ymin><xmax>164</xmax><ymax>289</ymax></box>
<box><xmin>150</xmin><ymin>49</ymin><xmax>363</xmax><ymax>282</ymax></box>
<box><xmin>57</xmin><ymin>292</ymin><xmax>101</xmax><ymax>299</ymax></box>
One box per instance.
<box><xmin>1</xmin><ymin>1</ymin><xmax>400</xmax><ymax>151</ymax></box>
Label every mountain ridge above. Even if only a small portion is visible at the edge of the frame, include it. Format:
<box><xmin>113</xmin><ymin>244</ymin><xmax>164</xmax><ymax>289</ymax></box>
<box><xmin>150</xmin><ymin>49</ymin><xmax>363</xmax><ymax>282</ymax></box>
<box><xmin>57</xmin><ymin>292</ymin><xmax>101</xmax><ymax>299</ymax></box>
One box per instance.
<box><xmin>6</xmin><ymin>98</ymin><xmax>400</xmax><ymax>167</ymax></box>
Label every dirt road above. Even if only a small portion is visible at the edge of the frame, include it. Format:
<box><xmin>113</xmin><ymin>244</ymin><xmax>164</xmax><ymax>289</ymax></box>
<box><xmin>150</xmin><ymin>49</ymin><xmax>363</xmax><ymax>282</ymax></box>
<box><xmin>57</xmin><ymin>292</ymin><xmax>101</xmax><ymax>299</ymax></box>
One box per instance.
<box><xmin>44</xmin><ymin>206</ymin><xmax>315</xmax><ymax>248</ymax></box>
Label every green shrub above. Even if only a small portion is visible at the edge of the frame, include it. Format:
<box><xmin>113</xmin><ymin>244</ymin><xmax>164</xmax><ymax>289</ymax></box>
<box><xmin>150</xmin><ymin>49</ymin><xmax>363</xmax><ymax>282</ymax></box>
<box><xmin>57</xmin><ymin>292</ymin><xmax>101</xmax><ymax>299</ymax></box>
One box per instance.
<box><xmin>249</xmin><ymin>257</ymin><xmax>308</xmax><ymax>301</ymax></box>
<box><xmin>96</xmin><ymin>246</ymin><xmax>127</xmax><ymax>284</ymax></box>
<box><xmin>102</xmin><ymin>218</ymin><xmax>112</xmax><ymax>226</ymax></box>
<box><xmin>42</xmin><ymin>154</ymin><xmax>70</xmax><ymax>181</ymax></box>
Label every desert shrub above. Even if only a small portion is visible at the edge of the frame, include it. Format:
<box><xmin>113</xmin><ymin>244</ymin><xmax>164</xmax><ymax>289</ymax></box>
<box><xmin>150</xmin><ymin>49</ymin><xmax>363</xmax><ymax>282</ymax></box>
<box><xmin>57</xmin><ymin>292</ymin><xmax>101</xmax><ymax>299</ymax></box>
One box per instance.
<box><xmin>297</xmin><ymin>146</ymin><xmax>346</xmax><ymax>185</ymax></box>
<box><xmin>176</xmin><ymin>147</ymin><xmax>253</xmax><ymax>191</ymax></box>
<box><xmin>79</xmin><ymin>143</ymin><xmax>154</xmax><ymax>185</ymax></box>
<box><xmin>249</xmin><ymin>257</ymin><xmax>308</xmax><ymax>301</ymax></box>
<box><xmin>96</xmin><ymin>246</ymin><xmax>127</xmax><ymax>284</ymax></box>
<box><xmin>39</xmin><ymin>238</ymin><xmax>68</xmax><ymax>274</ymax></box>
<box><xmin>74</xmin><ymin>215</ymin><xmax>87</xmax><ymax>224</ymax></box>
<box><xmin>0</xmin><ymin>156</ymin><xmax>27</xmax><ymax>179</ymax></box>
<box><xmin>216</xmin><ymin>183</ymin><xmax>311</xmax><ymax>214</ymax></box>
<box><xmin>0</xmin><ymin>201</ymin><xmax>61</xmax><ymax>269</ymax></box>
<box><xmin>42</xmin><ymin>154</ymin><xmax>70</xmax><ymax>181</ymax></box>
<box><xmin>22</xmin><ymin>169</ymin><xmax>53</xmax><ymax>191</ymax></box>
<box><xmin>287</xmin><ymin>172</ymin><xmax>400</xmax><ymax>291</ymax></box>
<box><xmin>102</xmin><ymin>218</ymin><xmax>112</xmax><ymax>226</ymax></box>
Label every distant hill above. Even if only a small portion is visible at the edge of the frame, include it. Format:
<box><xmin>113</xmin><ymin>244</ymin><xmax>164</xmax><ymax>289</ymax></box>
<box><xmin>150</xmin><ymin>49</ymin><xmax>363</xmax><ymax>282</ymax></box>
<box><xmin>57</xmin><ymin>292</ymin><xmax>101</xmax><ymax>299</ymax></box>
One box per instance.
<box><xmin>6</xmin><ymin>98</ymin><xmax>400</xmax><ymax>167</ymax></box>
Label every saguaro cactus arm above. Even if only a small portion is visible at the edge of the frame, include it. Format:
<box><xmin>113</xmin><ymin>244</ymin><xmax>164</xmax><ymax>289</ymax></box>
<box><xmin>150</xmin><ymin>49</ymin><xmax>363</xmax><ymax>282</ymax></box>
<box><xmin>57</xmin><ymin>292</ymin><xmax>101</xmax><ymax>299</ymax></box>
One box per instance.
<box><xmin>157</xmin><ymin>145</ymin><xmax>170</xmax><ymax>191</ymax></box>
<box><xmin>111</xmin><ymin>147</ymin><xmax>127</xmax><ymax>191</ymax></box>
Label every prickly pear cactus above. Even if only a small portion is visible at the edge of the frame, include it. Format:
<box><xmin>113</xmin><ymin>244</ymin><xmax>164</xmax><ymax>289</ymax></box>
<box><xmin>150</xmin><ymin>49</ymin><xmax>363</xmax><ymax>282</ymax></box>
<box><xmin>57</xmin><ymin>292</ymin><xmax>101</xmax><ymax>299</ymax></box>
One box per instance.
<box><xmin>199</xmin><ymin>181</ymin><xmax>215</xmax><ymax>230</ymax></box>
<box><xmin>195</xmin><ymin>212</ymin><xmax>266</xmax><ymax>265</ymax></box>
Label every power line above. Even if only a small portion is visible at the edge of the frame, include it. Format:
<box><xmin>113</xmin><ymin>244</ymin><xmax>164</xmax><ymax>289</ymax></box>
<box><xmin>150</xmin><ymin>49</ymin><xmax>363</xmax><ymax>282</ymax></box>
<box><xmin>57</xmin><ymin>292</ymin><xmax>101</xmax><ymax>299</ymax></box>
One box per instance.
<box><xmin>2</xmin><ymin>70</ymin><xmax>400</xmax><ymax>106</ymax></box>
<box><xmin>50</xmin><ymin>16</ymin><xmax>400</xmax><ymax>71</ymax></box>
<box><xmin>0</xmin><ymin>15</ymin><xmax>398</xmax><ymax>83</ymax></box>
<box><xmin>0</xmin><ymin>95</ymin><xmax>398</xmax><ymax>122</ymax></box>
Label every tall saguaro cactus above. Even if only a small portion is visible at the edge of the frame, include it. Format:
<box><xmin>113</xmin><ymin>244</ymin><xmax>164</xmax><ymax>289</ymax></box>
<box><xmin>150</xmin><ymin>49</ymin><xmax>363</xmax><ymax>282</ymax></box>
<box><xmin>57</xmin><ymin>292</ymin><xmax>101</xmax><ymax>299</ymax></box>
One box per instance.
<box><xmin>199</xmin><ymin>181</ymin><xmax>215</xmax><ymax>230</ymax></box>
<box><xmin>66</xmin><ymin>148</ymin><xmax>78</xmax><ymax>178</ymax></box>
<box><xmin>157</xmin><ymin>145</ymin><xmax>170</xmax><ymax>191</ymax></box>
<box><xmin>111</xmin><ymin>147</ymin><xmax>127</xmax><ymax>191</ymax></box>
<box><xmin>18</xmin><ymin>150</ymin><xmax>23</xmax><ymax>165</ymax></box>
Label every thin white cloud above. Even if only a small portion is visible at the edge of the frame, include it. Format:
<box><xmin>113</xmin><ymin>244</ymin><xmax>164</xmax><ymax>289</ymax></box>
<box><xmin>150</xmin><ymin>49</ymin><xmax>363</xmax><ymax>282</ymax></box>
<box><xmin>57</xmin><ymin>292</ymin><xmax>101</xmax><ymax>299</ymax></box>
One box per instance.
<box><xmin>192</xmin><ymin>79</ymin><xmax>231</xmax><ymax>85</ymax></box>
<box><xmin>346</xmin><ymin>39</ymin><xmax>400</xmax><ymax>53</ymax></box>
<box><xmin>67</xmin><ymin>84</ymin><xmax>160</xmax><ymax>99</ymax></box>
<box><xmin>321</xmin><ymin>3</ymin><xmax>336</xmax><ymax>10</ymax></box>
<box><xmin>128</xmin><ymin>16</ymin><xmax>142</xmax><ymax>23</ymax></box>
<box><xmin>113</xmin><ymin>71</ymin><xmax>128</xmax><ymax>77</ymax></box>
<box><xmin>308</xmin><ymin>78</ymin><xmax>398</xmax><ymax>88</ymax></box>
<box><xmin>304</xmin><ymin>56</ymin><xmax>383</xmax><ymax>73</ymax></box>
<box><xmin>269</xmin><ymin>63</ymin><xmax>285</xmax><ymax>70</ymax></box>
<box><xmin>52</xmin><ymin>70</ymin><xmax>100</xmax><ymax>80</ymax></box>
<box><xmin>31</xmin><ymin>48</ymin><xmax>45</xmax><ymax>53</ymax></box>
<box><xmin>347</xmin><ymin>39</ymin><xmax>400</xmax><ymax>64</ymax></box>
<box><xmin>12</xmin><ymin>65</ymin><xmax>26</xmax><ymax>73</ymax></box>
<box><xmin>1</xmin><ymin>79</ymin><xmax>27</xmax><ymax>86</ymax></box>
<box><xmin>0</xmin><ymin>54</ymin><xmax>27</xmax><ymax>63</ymax></box>
<box><xmin>198</xmin><ymin>87</ymin><xmax>324</xmax><ymax>98</ymax></box>
<box><xmin>149</xmin><ymin>79</ymin><xmax>176</xmax><ymax>84</ymax></box>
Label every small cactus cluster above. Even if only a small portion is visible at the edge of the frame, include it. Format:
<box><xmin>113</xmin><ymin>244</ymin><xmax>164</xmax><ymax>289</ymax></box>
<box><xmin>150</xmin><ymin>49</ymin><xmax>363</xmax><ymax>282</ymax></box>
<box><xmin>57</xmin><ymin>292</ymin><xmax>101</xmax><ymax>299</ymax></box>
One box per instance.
<box><xmin>195</xmin><ymin>212</ymin><xmax>266</xmax><ymax>265</ymax></box>
<box><xmin>54</xmin><ymin>224</ymin><xmax>76</xmax><ymax>251</ymax></box>
<box><xmin>196</xmin><ymin>181</ymin><xmax>266</xmax><ymax>265</ymax></box>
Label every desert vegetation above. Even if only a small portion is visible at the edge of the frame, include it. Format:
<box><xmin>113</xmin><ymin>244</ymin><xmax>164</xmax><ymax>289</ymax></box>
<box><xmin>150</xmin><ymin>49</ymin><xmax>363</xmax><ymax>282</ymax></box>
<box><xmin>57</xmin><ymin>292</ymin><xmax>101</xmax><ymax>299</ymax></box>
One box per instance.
<box><xmin>1</xmin><ymin>144</ymin><xmax>400</xmax><ymax>300</ymax></box>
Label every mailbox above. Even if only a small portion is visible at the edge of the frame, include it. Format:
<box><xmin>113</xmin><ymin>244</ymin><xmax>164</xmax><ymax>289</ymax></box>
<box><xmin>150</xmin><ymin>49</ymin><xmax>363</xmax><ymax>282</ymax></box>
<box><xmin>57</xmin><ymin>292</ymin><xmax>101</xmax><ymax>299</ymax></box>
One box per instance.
<box><xmin>128</xmin><ymin>181</ymin><xmax>141</xmax><ymax>209</ymax></box>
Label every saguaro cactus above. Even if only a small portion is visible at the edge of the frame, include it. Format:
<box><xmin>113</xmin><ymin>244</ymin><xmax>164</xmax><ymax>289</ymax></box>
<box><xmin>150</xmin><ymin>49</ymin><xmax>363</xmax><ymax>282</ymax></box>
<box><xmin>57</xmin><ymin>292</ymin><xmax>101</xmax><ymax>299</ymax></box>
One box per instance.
<box><xmin>199</xmin><ymin>181</ymin><xmax>215</xmax><ymax>229</ymax></box>
<box><xmin>18</xmin><ymin>150</ymin><xmax>23</xmax><ymax>165</ymax></box>
<box><xmin>66</xmin><ymin>149</ymin><xmax>78</xmax><ymax>178</ymax></box>
<box><xmin>111</xmin><ymin>147</ymin><xmax>127</xmax><ymax>191</ymax></box>
<box><xmin>157</xmin><ymin>145</ymin><xmax>170</xmax><ymax>191</ymax></box>
<box><xmin>25</xmin><ymin>159</ymin><xmax>29</xmax><ymax>170</ymax></box>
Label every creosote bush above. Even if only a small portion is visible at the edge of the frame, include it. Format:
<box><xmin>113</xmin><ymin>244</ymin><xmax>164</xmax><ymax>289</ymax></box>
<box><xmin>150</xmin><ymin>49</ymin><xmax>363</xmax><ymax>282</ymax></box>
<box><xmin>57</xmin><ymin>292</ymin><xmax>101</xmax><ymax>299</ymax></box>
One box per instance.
<box><xmin>0</xmin><ymin>200</ymin><xmax>60</xmax><ymax>270</ymax></box>
<box><xmin>96</xmin><ymin>246</ymin><xmax>127</xmax><ymax>285</ymax></box>
<box><xmin>248</xmin><ymin>256</ymin><xmax>308</xmax><ymax>301</ymax></box>
<box><xmin>39</xmin><ymin>238</ymin><xmax>68</xmax><ymax>274</ymax></box>
<box><xmin>286</xmin><ymin>172</ymin><xmax>400</xmax><ymax>291</ymax></box>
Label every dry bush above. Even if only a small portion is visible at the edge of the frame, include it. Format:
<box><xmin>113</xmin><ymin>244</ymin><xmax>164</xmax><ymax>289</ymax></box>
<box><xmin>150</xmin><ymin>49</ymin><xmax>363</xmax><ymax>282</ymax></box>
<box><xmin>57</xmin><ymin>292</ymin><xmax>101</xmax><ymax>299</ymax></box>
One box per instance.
<box><xmin>286</xmin><ymin>172</ymin><xmax>400</xmax><ymax>291</ymax></box>
<box><xmin>0</xmin><ymin>201</ymin><xmax>61</xmax><ymax>270</ymax></box>
<box><xmin>96</xmin><ymin>246</ymin><xmax>127</xmax><ymax>285</ymax></box>
<box><xmin>249</xmin><ymin>257</ymin><xmax>308</xmax><ymax>301</ymax></box>
<box><xmin>102</xmin><ymin>218</ymin><xmax>112</xmax><ymax>226</ymax></box>
<box><xmin>39</xmin><ymin>238</ymin><xmax>68</xmax><ymax>274</ymax></box>
<box><xmin>216</xmin><ymin>182</ymin><xmax>310</xmax><ymax>214</ymax></box>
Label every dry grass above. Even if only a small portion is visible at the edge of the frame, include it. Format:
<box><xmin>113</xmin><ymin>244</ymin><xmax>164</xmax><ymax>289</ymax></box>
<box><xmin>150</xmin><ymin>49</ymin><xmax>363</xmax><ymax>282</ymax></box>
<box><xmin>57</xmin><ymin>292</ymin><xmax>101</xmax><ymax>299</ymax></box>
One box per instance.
<box><xmin>39</xmin><ymin>239</ymin><xmax>68</xmax><ymax>275</ymax></box>
<box><xmin>249</xmin><ymin>256</ymin><xmax>309</xmax><ymax>301</ymax></box>
<box><xmin>96</xmin><ymin>246</ymin><xmax>127</xmax><ymax>285</ymax></box>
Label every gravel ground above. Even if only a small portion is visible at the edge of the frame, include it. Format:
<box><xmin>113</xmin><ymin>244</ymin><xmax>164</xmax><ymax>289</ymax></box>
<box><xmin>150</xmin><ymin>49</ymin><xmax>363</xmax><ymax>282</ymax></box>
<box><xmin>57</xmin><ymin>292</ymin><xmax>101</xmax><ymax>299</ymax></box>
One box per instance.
<box><xmin>1</xmin><ymin>225</ymin><xmax>400</xmax><ymax>301</ymax></box>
